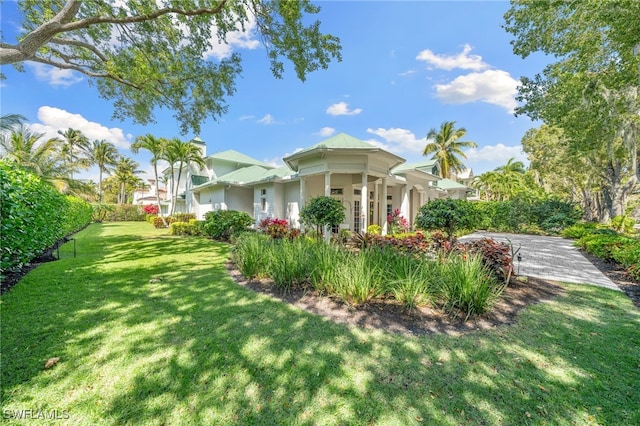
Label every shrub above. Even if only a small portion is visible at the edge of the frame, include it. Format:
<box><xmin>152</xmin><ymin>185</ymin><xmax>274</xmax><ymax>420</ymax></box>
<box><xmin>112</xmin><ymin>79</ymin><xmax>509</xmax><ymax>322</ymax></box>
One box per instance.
<box><xmin>387</xmin><ymin>208</ymin><xmax>410</xmax><ymax>235</ymax></box>
<box><xmin>611</xmin><ymin>215</ymin><xmax>636</xmax><ymax>234</ymax></box>
<box><xmin>173</xmin><ymin>213</ymin><xmax>196</xmax><ymax>223</ymax></box>
<box><xmin>434</xmin><ymin>254</ymin><xmax>503</xmax><ymax>319</ymax></box>
<box><xmin>203</xmin><ymin>210</ymin><xmax>254</xmax><ymax>241</ymax></box>
<box><xmin>561</xmin><ymin>222</ymin><xmax>599</xmax><ymax>239</ymax></box>
<box><xmin>96</xmin><ymin>204</ymin><xmax>146</xmax><ymax>221</ymax></box>
<box><xmin>369</xmin><ymin>232</ymin><xmax>431</xmax><ymax>256</ymax></box>
<box><xmin>300</xmin><ymin>196</ymin><xmax>346</xmax><ymax>237</ymax></box>
<box><xmin>258</xmin><ymin>217</ymin><xmax>290</xmax><ymax>239</ymax></box>
<box><xmin>327</xmin><ymin>251</ymin><xmax>384</xmax><ymax>305</ymax></box>
<box><xmin>142</xmin><ymin>204</ymin><xmax>159</xmax><ymax>215</ymax></box>
<box><xmin>169</xmin><ymin>221</ymin><xmax>200</xmax><ymax>236</ymax></box>
<box><xmin>457</xmin><ymin>238</ymin><xmax>513</xmax><ymax>282</ymax></box>
<box><xmin>232</xmin><ymin>232</ymin><xmax>271</xmax><ymax>279</ymax></box>
<box><xmin>367</xmin><ymin>224</ymin><xmax>381</xmax><ymax>235</ymax></box>
<box><xmin>91</xmin><ymin>203</ymin><xmax>114</xmax><ymax>222</ymax></box>
<box><xmin>416</xmin><ymin>199</ymin><xmax>474</xmax><ymax>239</ymax></box>
<box><xmin>0</xmin><ymin>161</ymin><xmax>91</xmax><ymax>274</ymax></box>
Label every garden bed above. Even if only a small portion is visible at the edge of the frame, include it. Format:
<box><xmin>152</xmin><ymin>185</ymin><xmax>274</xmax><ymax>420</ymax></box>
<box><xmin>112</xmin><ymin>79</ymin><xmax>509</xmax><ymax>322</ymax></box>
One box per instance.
<box><xmin>227</xmin><ymin>261</ymin><xmax>566</xmax><ymax>336</ymax></box>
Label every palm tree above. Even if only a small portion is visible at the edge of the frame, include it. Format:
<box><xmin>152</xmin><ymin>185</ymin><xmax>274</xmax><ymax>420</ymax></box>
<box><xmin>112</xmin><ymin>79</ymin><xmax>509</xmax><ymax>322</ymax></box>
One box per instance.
<box><xmin>164</xmin><ymin>138</ymin><xmax>205</xmax><ymax>216</ymax></box>
<box><xmin>131</xmin><ymin>134</ymin><xmax>168</xmax><ymax>222</ymax></box>
<box><xmin>0</xmin><ymin>113</ymin><xmax>26</xmax><ymax>133</ymax></box>
<box><xmin>89</xmin><ymin>140</ymin><xmax>120</xmax><ymax>202</ymax></box>
<box><xmin>58</xmin><ymin>128</ymin><xmax>91</xmax><ymax>179</ymax></box>
<box><xmin>423</xmin><ymin>121</ymin><xmax>477</xmax><ymax>179</ymax></box>
<box><xmin>0</xmin><ymin>125</ymin><xmax>68</xmax><ymax>187</ymax></box>
<box><xmin>113</xmin><ymin>157</ymin><xmax>145</xmax><ymax>204</ymax></box>
<box><xmin>495</xmin><ymin>157</ymin><xmax>526</xmax><ymax>174</ymax></box>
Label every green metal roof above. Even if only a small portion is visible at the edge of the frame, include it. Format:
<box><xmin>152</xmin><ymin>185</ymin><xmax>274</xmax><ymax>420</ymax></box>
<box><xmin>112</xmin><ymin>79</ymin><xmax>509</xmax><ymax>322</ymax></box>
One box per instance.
<box><xmin>191</xmin><ymin>175</ymin><xmax>209</xmax><ymax>186</ymax></box>
<box><xmin>436</xmin><ymin>178</ymin><xmax>468</xmax><ymax>190</ymax></box>
<box><xmin>257</xmin><ymin>165</ymin><xmax>296</xmax><ymax>181</ymax></box>
<box><xmin>293</xmin><ymin>133</ymin><xmax>378</xmax><ymax>155</ymax></box>
<box><xmin>392</xmin><ymin>159</ymin><xmax>439</xmax><ymax>174</ymax></box>
<box><xmin>206</xmin><ymin>149</ymin><xmax>273</xmax><ymax>168</ymax></box>
<box><xmin>216</xmin><ymin>165</ymin><xmax>271</xmax><ymax>185</ymax></box>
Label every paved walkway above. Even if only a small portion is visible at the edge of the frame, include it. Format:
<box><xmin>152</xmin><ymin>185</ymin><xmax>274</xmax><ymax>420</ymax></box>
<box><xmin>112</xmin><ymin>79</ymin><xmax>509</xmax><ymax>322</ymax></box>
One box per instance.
<box><xmin>458</xmin><ymin>232</ymin><xmax>620</xmax><ymax>291</ymax></box>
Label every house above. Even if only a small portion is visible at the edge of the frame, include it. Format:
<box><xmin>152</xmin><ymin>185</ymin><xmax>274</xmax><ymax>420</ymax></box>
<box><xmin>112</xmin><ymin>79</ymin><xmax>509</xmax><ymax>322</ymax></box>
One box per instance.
<box><xmin>162</xmin><ymin>133</ymin><xmax>473</xmax><ymax>234</ymax></box>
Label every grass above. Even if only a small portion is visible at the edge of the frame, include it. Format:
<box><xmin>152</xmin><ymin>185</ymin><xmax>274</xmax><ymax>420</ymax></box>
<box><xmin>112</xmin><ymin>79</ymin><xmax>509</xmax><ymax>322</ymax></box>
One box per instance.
<box><xmin>2</xmin><ymin>222</ymin><xmax>639</xmax><ymax>425</ymax></box>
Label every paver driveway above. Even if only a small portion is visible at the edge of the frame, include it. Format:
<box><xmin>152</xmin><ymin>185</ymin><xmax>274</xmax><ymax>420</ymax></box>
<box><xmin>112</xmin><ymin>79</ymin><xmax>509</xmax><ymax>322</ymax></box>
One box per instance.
<box><xmin>459</xmin><ymin>232</ymin><xmax>620</xmax><ymax>291</ymax></box>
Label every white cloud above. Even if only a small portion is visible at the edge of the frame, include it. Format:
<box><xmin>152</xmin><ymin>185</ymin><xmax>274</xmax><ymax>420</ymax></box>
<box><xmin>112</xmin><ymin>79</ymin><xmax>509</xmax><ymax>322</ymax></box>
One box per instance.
<box><xmin>326</xmin><ymin>102</ymin><xmax>362</xmax><ymax>116</ymax></box>
<box><xmin>238</xmin><ymin>114</ymin><xmax>255</xmax><ymax>121</ymax></box>
<box><xmin>29</xmin><ymin>106</ymin><xmax>132</xmax><ymax>149</ymax></box>
<box><xmin>263</xmin><ymin>156</ymin><xmax>284</xmax><ymax>167</ymax></box>
<box><xmin>399</xmin><ymin>69</ymin><xmax>416</xmax><ymax>77</ymax></box>
<box><xmin>366</xmin><ymin>128</ymin><xmax>426</xmax><ymax>155</ymax></box>
<box><xmin>257</xmin><ymin>114</ymin><xmax>275</xmax><ymax>125</ymax></box>
<box><xmin>465</xmin><ymin>143</ymin><xmax>529</xmax><ymax>173</ymax></box>
<box><xmin>416</xmin><ymin>44</ymin><xmax>488</xmax><ymax>71</ymax></box>
<box><xmin>316</xmin><ymin>127</ymin><xmax>336</xmax><ymax>137</ymax></box>
<box><xmin>434</xmin><ymin>70</ymin><xmax>519</xmax><ymax>112</ymax></box>
<box><xmin>27</xmin><ymin>63</ymin><xmax>83</xmax><ymax>87</ymax></box>
<box><xmin>204</xmin><ymin>14</ymin><xmax>260</xmax><ymax>60</ymax></box>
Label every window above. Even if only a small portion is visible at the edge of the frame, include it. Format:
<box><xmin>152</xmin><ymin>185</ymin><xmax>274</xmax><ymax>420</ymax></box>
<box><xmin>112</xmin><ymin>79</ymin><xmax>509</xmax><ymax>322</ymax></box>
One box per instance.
<box><xmin>354</xmin><ymin>189</ymin><xmax>361</xmax><ymax>196</ymax></box>
<box><xmin>353</xmin><ymin>200</ymin><xmax>361</xmax><ymax>234</ymax></box>
<box><xmin>387</xmin><ymin>204</ymin><xmax>393</xmax><ymax>219</ymax></box>
<box><xmin>260</xmin><ymin>188</ymin><xmax>267</xmax><ymax>212</ymax></box>
<box><xmin>387</xmin><ymin>195</ymin><xmax>393</xmax><ymax>200</ymax></box>
<box><xmin>330</xmin><ymin>188</ymin><xmax>343</xmax><ymax>195</ymax></box>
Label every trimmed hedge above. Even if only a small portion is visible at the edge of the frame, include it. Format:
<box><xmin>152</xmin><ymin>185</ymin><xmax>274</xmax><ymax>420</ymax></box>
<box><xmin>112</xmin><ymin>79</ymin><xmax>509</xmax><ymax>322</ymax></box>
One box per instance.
<box><xmin>0</xmin><ymin>161</ymin><xmax>92</xmax><ymax>274</ymax></box>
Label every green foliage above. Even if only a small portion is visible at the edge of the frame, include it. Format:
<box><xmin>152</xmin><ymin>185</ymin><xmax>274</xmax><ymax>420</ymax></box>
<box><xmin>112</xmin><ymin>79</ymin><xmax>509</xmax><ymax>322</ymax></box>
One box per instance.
<box><xmin>168</xmin><ymin>221</ymin><xmax>203</xmax><ymax>236</ymax></box>
<box><xmin>0</xmin><ymin>160</ymin><xmax>91</xmax><ymax>273</ymax></box>
<box><xmin>575</xmin><ymin>232</ymin><xmax>640</xmax><ymax>280</ymax></box>
<box><xmin>366</xmin><ymin>224</ymin><xmax>381</xmax><ymax>235</ymax></box>
<box><xmin>415</xmin><ymin>198</ymin><xmax>475</xmax><ymax>238</ymax></box>
<box><xmin>93</xmin><ymin>204</ymin><xmax>146</xmax><ymax>221</ymax></box>
<box><xmin>422</xmin><ymin>121</ymin><xmax>477</xmax><ymax>178</ymax></box>
<box><xmin>6</xmin><ymin>2</ymin><xmax>342</xmax><ymax>134</ymax></box>
<box><xmin>434</xmin><ymin>254</ymin><xmax>503</xmax><ymax>320</ymax></box>
<box><xmin>300</xmin><ymin>196</ymin><xmax>346</xmax><ymax>236</ymax></box>
<box><xmin>561</xmin><ymin>222</ymin><xmax>599</xmax><ymax>239</ymax></box>
<box><xmin>231</xmin><ymin>231</ymin><xmax>503</xmax><ymax>316</ymax></box>
<box><xmin>203</xmin><ymin>210</ymin><xmax>254</xmax><ymax>241</ymax></box>
<box><xmin>470</xmin><ymin>198</ymin><xmax>581</xmax><ymax>234</ymax></box>
<box><xmin>611</xmin><ymin>215</ymin><xmax>636</xmax><ymax>234</ymax></box>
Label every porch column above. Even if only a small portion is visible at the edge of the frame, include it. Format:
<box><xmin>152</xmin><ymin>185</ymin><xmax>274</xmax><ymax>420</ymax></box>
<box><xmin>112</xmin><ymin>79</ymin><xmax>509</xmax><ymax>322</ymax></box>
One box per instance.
<box><xmin>373</xmin><ymin>182</ymin><xmax>379</xmax><ymax>227</ymax></box>
<box><xmin>400</xmin><ymin>185</ymin><xmax>410</xmax><ymax>224</ymax></box>
<box><xmin>381</xmin><ymin>178</ymin><xmax>388</xmax><ymax>235</ymax></box>
<box><xmin>324</xmin><ymin>172</ymin><xmax>331</xmax><ymax>242</ymax></box>
<box><xmin>361</xmin><ymin>172</ymin><xmax>368</xmax><ymax>234</ymax></box>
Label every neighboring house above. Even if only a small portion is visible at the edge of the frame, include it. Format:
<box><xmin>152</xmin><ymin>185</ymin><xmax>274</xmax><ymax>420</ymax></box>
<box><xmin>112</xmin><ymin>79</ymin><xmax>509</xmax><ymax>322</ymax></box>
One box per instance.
<box><xmin>162</xmin><ymin>133</ymin><xmax>473</xmax><ymax>234</ymax></box>
<box><xmin>452</xmin><ymin>168</ymin><xmax>479</xmax><ymax>200</ymax></box>
<box><xmin>132</xmin><ymin>179</ymin><xmax>167</xmax><ymax>205</ymax></box>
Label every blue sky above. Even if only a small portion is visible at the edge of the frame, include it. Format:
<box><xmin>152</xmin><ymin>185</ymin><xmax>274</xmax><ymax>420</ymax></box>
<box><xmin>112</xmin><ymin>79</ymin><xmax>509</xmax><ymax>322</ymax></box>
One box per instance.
<box><xmin>1</xmin><ymin>1</ymin><xmax>549</xmax><ymax>182</ymax></box>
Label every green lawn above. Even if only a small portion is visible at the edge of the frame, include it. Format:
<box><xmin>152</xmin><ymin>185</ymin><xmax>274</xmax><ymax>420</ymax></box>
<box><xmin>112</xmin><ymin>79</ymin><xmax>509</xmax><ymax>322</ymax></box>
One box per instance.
<box><xmin>1</xmin><ymin>222</ymin><xmax>639</xmax><ymax>425</ymax></box>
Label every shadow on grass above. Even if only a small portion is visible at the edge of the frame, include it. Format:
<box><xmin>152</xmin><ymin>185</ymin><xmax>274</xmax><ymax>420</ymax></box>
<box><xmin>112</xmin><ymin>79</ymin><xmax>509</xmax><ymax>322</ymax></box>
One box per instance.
<box><xmin>1</xmin><ymin>223</ymin><xmax>639</xmax><ymax>425</ymax></box>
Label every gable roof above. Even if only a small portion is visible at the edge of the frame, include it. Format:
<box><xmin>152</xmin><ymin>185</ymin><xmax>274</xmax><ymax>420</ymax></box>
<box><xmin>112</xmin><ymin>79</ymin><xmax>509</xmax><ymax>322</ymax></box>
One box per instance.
<box><xmin>392</xmin><ymin>159</ymin><xmax>439</xmax><ymax>174</ymax></box>
<box><xmin>216</xmin><ymin>165</ymin><xmax>271</xmax><ymax>185</ymax></box>
<box><xmin>436</xmin><ymin>178</ymin><xmax>468</xmax><ymax>190</ymax></box>
<box><xmin>207</xmin><ymin>149</ymin><xmax>274</xmax><ymax>169</ymax></box>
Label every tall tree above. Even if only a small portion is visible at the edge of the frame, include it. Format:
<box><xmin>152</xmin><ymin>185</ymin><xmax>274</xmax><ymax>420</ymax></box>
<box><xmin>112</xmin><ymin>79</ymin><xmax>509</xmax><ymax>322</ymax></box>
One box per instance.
<box><xmin>0</xmin><ymin>113</ymin><xmax>26</xmax><ymax>133</ymax></box>
<box><xmin>113</xmin><ymin>157</ymin><xmax>144</xmax><ymax>204</ymax></box>
<box><xmin>58</xmin><ymin>128</ymin><xmax>91</xmax><ymax>180</ymax></box>
<box><xmin>495</xmin><ymin>157</ymin><xmax>525</xmax><ymax>175</ymax></box>
<box><xmin>504</xmin><ymin>0</ymin><xmax>640</xmax><ymax>220</ymax></box>
<box><xmin>0</xmin><ymin>125</ymin><xmax>65</xmax><ymax>183</ymax></box>
<box><xmin>1</xmin><ymin>1</ymin><xmax>342</xmax><ymax>134</ymax></box>
<box><xmin>423</xmin><ymin>121</ymin><xmax>477</xmax><ymax>179</ymax></box>
<box><xmin>164</xmin><ymin>138</ymin><xmax>205</xmax><ymax>216</ymax></box>
<box><xmin>131</xmin><ymin>134</ymin><xmax>167</xmax><ymax>222</ymax></box>
<box><xmin>89</xmin><ymin>139</ymin><xmax>120</xmax><ymax>202</ymax></box>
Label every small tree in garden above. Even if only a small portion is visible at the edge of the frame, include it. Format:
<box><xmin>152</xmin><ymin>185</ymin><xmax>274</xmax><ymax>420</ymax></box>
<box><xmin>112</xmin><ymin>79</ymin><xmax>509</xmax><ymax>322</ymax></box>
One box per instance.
<box><xmin>300</xmin><ymin>196</ymin><xmax>345</xmax><ymax>238</ymax></box>
<box><xmin>416</xmin><ymin>198</ymin><xmax>475</xmax><ymax>240</ymax></box>
<box><xmin>387</xmin><ymin>208</ymin><xmax>410</xmax><ymax>235</ymax></box>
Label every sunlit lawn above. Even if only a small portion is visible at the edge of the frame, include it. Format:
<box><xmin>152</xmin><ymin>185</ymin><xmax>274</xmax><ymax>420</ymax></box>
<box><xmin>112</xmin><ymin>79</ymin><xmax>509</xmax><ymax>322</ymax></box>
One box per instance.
<box><xmin>1</xmin><ymin>222</ymin><xmax>639</xmax><ymax>425</ymax></box>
